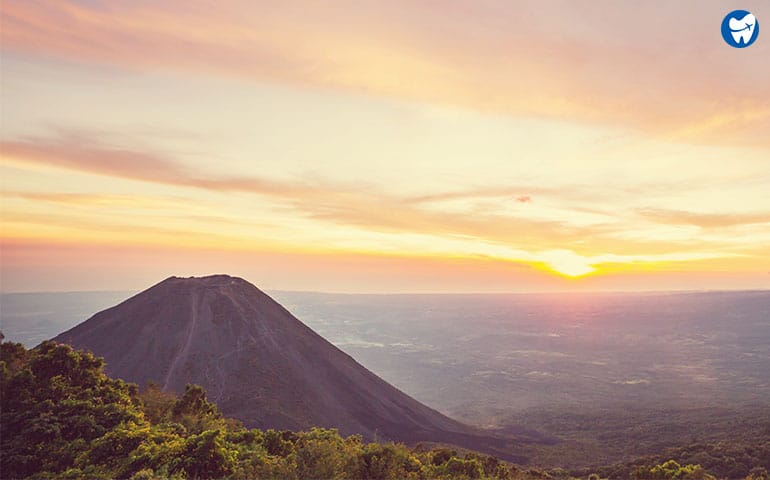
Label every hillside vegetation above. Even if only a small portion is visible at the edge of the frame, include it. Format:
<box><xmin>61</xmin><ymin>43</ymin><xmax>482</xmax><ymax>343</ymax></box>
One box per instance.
<box><xmin>1</xmin><ymin>340</ymin><xmax>767</xmax><ymax>480</ymax></box>
<box><xmin>511</xmin><ymin>408</ymin><xmax>770</xmax><ymax>478</ymax></box>
<box><xmin>0</xmin><ymin>341</ymin><xmax>547</xmax><ymax>479</ymax></box>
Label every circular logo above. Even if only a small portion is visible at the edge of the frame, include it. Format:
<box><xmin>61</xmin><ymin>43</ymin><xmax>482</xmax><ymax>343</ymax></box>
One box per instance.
<box><xmin>721</xmin><ymin>10</ymin><xmax>759</xmax><ymax>48</ymax></box>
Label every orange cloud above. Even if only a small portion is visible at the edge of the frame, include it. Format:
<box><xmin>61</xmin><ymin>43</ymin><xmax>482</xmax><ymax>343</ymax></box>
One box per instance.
<box><xmin>3</xmin><ymin>130</ymin><xmax>764</xmax><ymax>258</ymax></box>
<box><xmin>0</xmin><ymin>133</ymin><xmax>322</xmax><ymax>197</ymax></box>
<box><xmin>0</xmin><ymin>131</ymin><xmax>645</xmax><ymax>255</ymax></box>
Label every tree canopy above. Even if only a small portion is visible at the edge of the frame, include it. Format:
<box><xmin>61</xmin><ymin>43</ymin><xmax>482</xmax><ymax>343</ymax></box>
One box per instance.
<box><xmin>0</xmin><ymin>341</ymin><xmax>540</xmax><ymax>479</ymax></box>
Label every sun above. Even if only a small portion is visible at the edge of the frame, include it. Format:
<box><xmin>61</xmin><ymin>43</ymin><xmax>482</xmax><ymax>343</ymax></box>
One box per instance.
<box><xmin>551</xmin><ymin>263</ymin><xmax>595</xmax><ymax>278</ymax></box>
<box><xmin>543</xmin><ymin>250</ymin><xmax>596</xmax><ymax>278</ymax></box>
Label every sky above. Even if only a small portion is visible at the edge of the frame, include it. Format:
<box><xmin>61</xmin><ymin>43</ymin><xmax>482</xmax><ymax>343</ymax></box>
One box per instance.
<box><xmin>1</xmin><ymin>0</ymin><xmax>769</xmax><ymax>293</ymax></box>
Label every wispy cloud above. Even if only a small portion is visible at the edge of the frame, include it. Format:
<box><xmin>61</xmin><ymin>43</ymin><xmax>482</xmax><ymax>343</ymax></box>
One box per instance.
<box><xmin>637</xmin><ymin>208</ymin><xmax>770</xmax><ymax>229</ymax></box>
<box><xmin>2</xmin><ymin>0</ymin><xmax>769</xmax><ymax>147</ymax></box>
<box><xmin>1</xmin><ymin>133</ymin><xmax>324</xmax><ymax>198</ymax></box>
<box><xmin>1</xmin><ymin>132</ymin><xmax>596</xmax><ymax>249</ymax></box>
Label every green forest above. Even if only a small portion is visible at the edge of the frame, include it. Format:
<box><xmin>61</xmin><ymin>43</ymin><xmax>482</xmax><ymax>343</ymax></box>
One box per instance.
<box><xmin>1</xmin><ymin>341</ymin><xmax>768</xmax><ymax>480</ymax></box>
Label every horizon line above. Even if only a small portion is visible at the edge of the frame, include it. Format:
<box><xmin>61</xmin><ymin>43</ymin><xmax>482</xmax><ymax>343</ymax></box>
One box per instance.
<box><xmin>2</xmin><ymin>286</ymin><xmax>768</xmax><ymax>297</ymax></box>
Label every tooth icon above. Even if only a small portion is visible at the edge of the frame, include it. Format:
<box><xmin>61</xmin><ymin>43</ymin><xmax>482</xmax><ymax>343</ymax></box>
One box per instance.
<box><xmin>729</xmin><ymin>13</ymin><xmax>756</xmax><ymax>45</ymax></box>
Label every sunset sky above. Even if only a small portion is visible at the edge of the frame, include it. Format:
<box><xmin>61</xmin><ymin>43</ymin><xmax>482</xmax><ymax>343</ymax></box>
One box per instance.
<box><xmin>1</xmin><ymin>0</ymin><xmax>769</xmax><ymax>293</ymax></box>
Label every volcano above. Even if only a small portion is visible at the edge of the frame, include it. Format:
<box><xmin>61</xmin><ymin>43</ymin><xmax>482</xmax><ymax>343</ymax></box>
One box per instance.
<box><xmin>54</xmin><ymin>275</ymin><xmax>521</xmax><ymax>459</ymax></box>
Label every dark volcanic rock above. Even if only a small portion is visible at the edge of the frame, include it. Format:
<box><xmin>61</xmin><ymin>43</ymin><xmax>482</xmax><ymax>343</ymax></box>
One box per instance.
<box><xmin>54</xmin><ymin>275</ymin><xmax>520</xmax><ymax>459</ymax></box>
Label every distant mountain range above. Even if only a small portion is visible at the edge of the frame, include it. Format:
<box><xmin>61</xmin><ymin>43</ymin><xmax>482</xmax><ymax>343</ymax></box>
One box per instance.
<box><xmin>53</xmin><ymin>275</ymin><xmax>526</xmax><ymax>460</ymax></box>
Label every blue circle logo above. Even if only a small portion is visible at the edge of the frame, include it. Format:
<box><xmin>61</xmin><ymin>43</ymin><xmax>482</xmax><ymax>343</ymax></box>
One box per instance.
<box><xmin>721</xmin><ymin>10</ymin><xmax>759</xmax><ymax>48</ymax></box>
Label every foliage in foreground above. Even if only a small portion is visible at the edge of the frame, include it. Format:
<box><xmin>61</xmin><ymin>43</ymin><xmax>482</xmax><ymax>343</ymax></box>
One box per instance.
<box><xmin>0</xmin><ymin>341</ymin><xmax>551</xmax><ymax>479</ymax></box>
<box><xmin>1</xmin><ymin>341</ymin><xmax>763</xmax><ymax>480</ymax></box>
